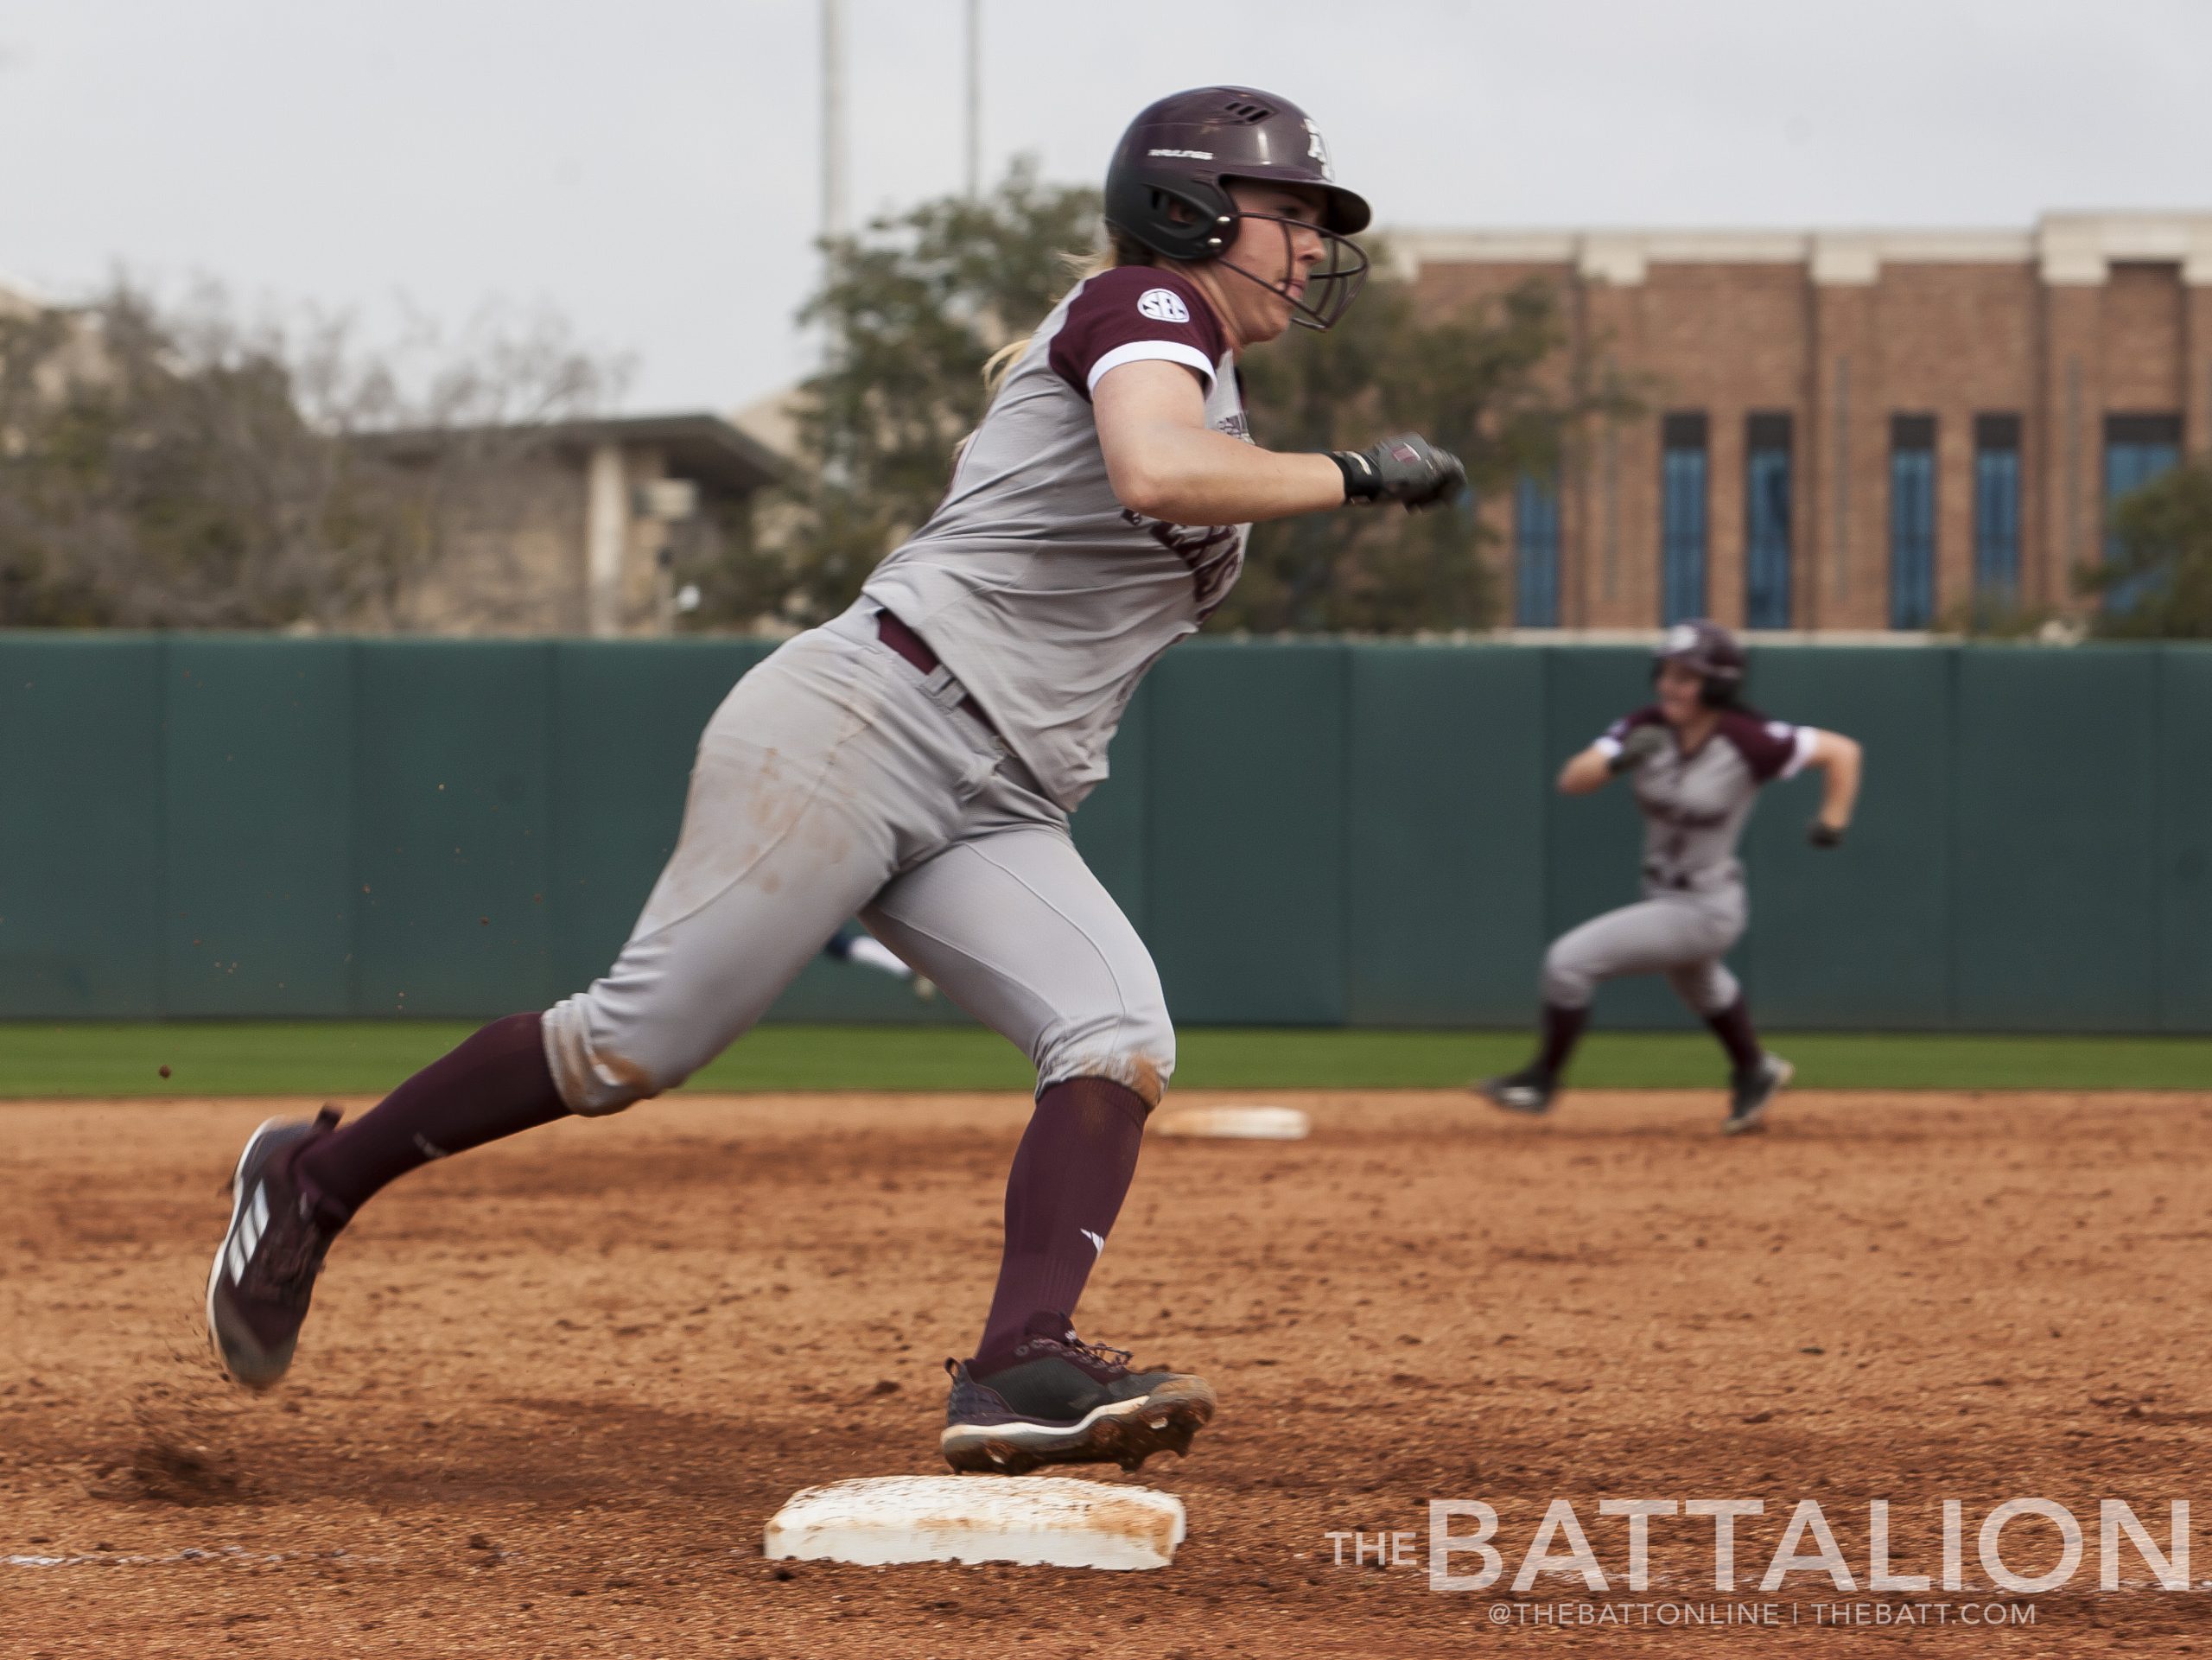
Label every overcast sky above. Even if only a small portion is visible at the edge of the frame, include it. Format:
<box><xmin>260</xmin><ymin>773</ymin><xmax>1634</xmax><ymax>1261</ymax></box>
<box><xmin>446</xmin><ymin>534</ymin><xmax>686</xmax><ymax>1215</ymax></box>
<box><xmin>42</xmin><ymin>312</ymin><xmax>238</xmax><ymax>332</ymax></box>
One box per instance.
<box><xmin>5</xmin><ymin>0</ymin><xmax>2208</xmax><ymax>413</ymax></box>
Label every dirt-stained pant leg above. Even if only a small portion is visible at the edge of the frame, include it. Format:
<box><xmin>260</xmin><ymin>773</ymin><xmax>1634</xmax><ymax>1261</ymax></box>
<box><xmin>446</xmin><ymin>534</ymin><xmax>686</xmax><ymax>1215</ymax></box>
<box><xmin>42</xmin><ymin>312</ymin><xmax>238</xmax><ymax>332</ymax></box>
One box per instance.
<box><xmin>1541</xmin><ymin>888</ymin><xmax>1746</xmax><ymax>1016</ymax></box>
<box><xmin>542</xmin><ymin>627</ymin><xmax>986</xmax><ymax>1115</ymax></box>
<box><xmin>861</xmin><ymin>822</ymin><xmax>1175</xmax><ymax>1106</ymax></box>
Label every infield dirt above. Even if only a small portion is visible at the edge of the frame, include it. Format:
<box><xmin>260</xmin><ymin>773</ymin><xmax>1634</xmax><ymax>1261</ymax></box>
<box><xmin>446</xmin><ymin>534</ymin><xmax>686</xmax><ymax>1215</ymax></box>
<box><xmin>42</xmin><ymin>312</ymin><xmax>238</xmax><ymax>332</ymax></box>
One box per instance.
<box><xmin>4</xmin><ymin>1087</ymin><xmax>2210</xmax><ymax>1657</ymax></box>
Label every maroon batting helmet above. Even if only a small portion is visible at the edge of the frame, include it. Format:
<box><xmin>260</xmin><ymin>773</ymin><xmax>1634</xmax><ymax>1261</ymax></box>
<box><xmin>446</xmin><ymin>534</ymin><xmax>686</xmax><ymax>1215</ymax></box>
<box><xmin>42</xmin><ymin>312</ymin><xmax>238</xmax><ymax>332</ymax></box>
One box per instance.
<box><xmin>1103</xmin><ymin>86</ymin><xmax>1370</xmax><ymax>329</ymax></box>
<box><xmin>1654</xmin><ymin>619</ymin><xmax>1747</xmax><ymax>705</ymax></box>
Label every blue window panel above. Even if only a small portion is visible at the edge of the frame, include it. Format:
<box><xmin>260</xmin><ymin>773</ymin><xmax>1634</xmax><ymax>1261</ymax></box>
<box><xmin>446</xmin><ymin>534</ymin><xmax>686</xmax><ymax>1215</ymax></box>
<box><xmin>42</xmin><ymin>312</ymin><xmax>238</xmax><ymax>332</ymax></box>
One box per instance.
<box><xmin>1890</xmin><ymin>422</ymin><xmax>1936</xmax><ymax>630</ymax></box>
<box><xmin>1660</xmin><ymin>419</ymin><xmax>1708</xmax><ymax>626</ymax></box>
<box><xmin>2107</xmin><ymin>436</ymin><xmax>2179</xmax><ymax>510</ymax></box>
<box><xmin>1745</xmin><ymin>415</ymin><xmax>1793</xmax><ymax>628</ymax></box>
<box><xmin>2104</xmin><ymin>416</ymin><xmax>2182</xmax><ymax>614</ymax></box>
<box><xmin>1974</xmin><ymin>426</ymin><xmax>2022</xmax><ymax>602</ymax></box>
<box><xmin>1514</xmin><ymin>474</ymin><xmax>1560</xmax><ymax>626</ymax></box>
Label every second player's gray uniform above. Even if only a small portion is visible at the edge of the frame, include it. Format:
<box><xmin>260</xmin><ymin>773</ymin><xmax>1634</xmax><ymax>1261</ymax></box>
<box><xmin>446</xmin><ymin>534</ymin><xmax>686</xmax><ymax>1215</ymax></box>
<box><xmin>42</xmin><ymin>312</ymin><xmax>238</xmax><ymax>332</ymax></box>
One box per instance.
<box><xmin>542</xmin><ymin>265</ymin><xmax>1249</xmax><ymax>1116</ymax></box>
<box><xmin>1541</xmin><ymin>706</ymin><xmax>1815</xmax><ymax>1015</ymax></box>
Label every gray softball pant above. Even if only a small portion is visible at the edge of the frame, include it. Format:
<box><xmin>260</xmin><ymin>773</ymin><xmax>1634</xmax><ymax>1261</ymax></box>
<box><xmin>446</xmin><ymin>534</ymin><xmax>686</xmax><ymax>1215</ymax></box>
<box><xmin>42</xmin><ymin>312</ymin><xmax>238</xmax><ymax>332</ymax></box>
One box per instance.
<box><xmin>540</xmin><ymin>604</ymin><xmax>1173</xmax><ymax>1116</ymax></box>
<box><xmin>1540</xmin><ymin>881</ymin><xmax>1748</xmax><ymax>1016</ymax></box>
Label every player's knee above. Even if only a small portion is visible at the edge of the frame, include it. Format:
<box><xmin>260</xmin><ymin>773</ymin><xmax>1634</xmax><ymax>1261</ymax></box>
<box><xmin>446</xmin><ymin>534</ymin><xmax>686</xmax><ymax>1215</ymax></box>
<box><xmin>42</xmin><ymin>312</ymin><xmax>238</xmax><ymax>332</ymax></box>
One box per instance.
<box><xmin>568</xmin><ymin>1058</ymin><xmax>679</xmax><ymax>1117</ymax></box>
<box><xmin>542</xmin><ymin>998</ymin><xmax>690</xmax><ymax>1117</ymax></box>
<box><xmin>1688</xmin><ymin>966</ymin><xmax>1738</xmax><ymax>1016</ymax></box>
<box><xmin>1035</xmin><ymin>1004</ymin><xmax>1176</xmax><ymax>1110</ymax></box>
<box><xmin>1541</xmin><ymin>946</ymin><xmax>1594</xmax><ymax>1009</ymax></box>
<box><xmin>1663</xmin><ymin>959</ymin><xmax>1726</xmax><ymax>1013</ymax></box>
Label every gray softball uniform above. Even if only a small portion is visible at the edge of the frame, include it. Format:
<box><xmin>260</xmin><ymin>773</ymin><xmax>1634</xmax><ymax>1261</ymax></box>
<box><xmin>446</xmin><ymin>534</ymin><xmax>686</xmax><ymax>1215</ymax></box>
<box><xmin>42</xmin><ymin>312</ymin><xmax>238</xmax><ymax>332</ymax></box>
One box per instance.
<box><xmin>865</xmin><ymin>264</ymin><xmax>1250</xmax><ymax>812</ymax></box>
<box><xmin>543</xmin><ymin>266</ymin><xmax>1249</xmax><ymax>1116</ymax></box>
<box><xmin>1541</xmin><ymin>707</ymin><xmax>1816</xmax><ymax>1016</ymax></box>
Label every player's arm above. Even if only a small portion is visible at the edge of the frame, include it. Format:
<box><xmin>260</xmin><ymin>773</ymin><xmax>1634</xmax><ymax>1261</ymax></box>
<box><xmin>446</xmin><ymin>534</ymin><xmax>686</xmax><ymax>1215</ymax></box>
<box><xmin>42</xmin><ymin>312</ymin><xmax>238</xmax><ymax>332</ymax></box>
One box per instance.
<box><xmin>1802</xmin><ymin>729</ymin><xmax>1863</xmax><ymax>845</ymax></box>
<box><xmin>1094</xmin><ymin>362</ymin><xmax>1465</xmax><ymax>524</ymax></box>
<box><xmin>1557</xmin><ymin>745</ymin><xmax>1615</xmax><ymax>795</ymax></box>
<box><xmin>1560</xmin><ymin>721</ymin><xmax>1667</xmax><ymax>794</ymax></box>
<box><xmin>1096</xmin><ymin>362</ymin><xmax>1338</xmax><ymax>523</ymax></box>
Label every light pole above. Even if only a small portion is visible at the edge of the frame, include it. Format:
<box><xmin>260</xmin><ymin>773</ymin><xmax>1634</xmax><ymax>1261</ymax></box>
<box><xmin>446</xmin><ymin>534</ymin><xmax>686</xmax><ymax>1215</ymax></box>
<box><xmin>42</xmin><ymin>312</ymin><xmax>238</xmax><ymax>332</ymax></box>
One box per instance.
<box><xmin>964</xmin><ymin>0</ymin><xmax>981</xmax><ymax>200</ymax></box>
<box><xmin>820</xmin><ymin>0</ymin><xmax>848</xmax><ymax>241</ymax></box>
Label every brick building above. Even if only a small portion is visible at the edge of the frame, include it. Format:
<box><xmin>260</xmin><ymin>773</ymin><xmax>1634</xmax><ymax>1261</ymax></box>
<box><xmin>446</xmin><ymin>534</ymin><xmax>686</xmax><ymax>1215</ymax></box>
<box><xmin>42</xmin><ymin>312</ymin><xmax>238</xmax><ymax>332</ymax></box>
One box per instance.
<box><xmin>1401</xmin><ymin>213</ymin><xmax>2212</xmax><ymax>633</ymax></box>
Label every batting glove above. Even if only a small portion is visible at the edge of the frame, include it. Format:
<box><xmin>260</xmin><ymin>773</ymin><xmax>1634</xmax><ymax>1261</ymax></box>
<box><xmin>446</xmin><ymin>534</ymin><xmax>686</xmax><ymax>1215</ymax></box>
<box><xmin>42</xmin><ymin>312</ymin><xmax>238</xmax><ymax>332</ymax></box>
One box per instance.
<box><xmin>1608</xmin><ymin>724</ymin><xmax>1669</xmax><ymax>775</ymax></box>
<box><xmin>1808</xmin><ymin>819</ymin><xmax>1845</xmax><ymax>849</ymax></box>
<box><xmin>1332</xmin><ymin>434</ymin><xmax>1467</xmax><ymax>511</ymax></box>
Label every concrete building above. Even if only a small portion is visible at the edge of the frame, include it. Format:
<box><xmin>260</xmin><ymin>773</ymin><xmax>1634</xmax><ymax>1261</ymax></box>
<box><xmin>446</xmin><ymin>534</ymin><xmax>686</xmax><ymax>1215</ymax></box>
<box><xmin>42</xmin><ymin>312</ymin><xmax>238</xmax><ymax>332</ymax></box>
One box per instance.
<box><xmin>367</xmin><ymin>413</ymin><xmax>784</xmax><ymax>636</ymax></box>
<box><xmin>0</xmin><ymin>272</ymin><xmax>41</xmax><ymax>321</ymax></box>
<box><xmin>0</xmin><ymin>273</ymin><xmax>120</xmax><ymax>417</ymax></box>
<box><xmin>1401</xmin><ymin>213</ymin><xmax>2212</xmax><ymax>632</ymax></box>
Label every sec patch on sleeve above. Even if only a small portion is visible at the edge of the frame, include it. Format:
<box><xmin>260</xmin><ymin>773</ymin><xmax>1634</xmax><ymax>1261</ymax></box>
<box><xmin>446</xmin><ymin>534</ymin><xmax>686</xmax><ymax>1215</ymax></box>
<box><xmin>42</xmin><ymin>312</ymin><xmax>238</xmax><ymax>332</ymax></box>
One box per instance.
<box><xmin>1137</xmin><ymin>288</ymin><xmax>1192</xmax><ymax>324</ymax></box>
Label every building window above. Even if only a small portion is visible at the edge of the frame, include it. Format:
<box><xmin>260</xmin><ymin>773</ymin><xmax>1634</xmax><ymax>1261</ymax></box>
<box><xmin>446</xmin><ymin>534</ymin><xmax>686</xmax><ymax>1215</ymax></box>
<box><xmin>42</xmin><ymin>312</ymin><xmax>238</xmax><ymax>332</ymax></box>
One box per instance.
<box><xmin>1974</xmin><ymin>414</ymin><xmax>2023</xmax><ymax>602</ymax></box>
<box><xmin>1889</xmin><ymin>415</ymin><xmax>1936</xmax><ymax>629</ymax></box>
<box><xmin>1660</xmin><ymin>412</ymin><xmax>1708</xmax><ymax>625</ymax></box>
<box><xmin>1745</xmin><ymin>412</ymin><xmax>1793</xmax><ymax>628</ymax></box>
<box><xmin>2104</xmin><ymin>414</ymin><xmax>2183</xmax><ymax>612</ymax></box>
<box><xmin>1513</xmin><ymin>474</ymin><xmax>1560</xmax><ymax>627</ymax></box>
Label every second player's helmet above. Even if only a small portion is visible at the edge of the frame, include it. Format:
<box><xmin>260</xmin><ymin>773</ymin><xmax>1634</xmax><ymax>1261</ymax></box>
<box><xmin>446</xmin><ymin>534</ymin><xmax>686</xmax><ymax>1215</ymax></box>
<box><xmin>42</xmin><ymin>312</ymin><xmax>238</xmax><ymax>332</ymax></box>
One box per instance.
<box><xmin>1103</xmin><ymin>86</ymin><xmax>1370</xmax><ymax>330</ymax></box>
<box><xmin>1654</xmin><ymin>620</ymin><xmax>1747</xmax><ymax>706</ymax></box>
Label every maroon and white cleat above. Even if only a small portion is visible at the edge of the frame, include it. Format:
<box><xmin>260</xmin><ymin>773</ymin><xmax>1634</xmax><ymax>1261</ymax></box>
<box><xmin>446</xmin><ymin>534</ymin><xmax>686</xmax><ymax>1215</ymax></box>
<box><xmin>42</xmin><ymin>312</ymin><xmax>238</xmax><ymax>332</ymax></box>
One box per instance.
<box><xmin>205</xmin><ymin>1107</ymin><xmax>348</xmax><ymax>1390</ymax></box>
<box><xmin>941</xmin><ymin>1312</ymin><xmax>1217</xmax><ymax>1477</ymax></box>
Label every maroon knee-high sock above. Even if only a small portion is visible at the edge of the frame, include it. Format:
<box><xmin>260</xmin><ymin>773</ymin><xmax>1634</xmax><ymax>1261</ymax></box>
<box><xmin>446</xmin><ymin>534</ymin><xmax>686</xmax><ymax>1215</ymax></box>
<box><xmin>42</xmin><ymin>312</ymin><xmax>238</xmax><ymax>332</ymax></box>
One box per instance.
<box><xmin>1706</xmin><ymin>997</ymin><xmax>1763</xmax><ymax>1074</ymax></box>
<box><xmin>295</xmin><ymin>1012</ymin><xmax>569</xmax><ymax>1218</ymax></box>
<box><xmin>1535</xmin><ymin>1002</ymin><xmax>1588</xmax><ymax>1081</ymax></box>
<box><xmin>974</xmin><ymin>1078</ymin><xmax>1151</xmax><ymax>1369</ymax></box>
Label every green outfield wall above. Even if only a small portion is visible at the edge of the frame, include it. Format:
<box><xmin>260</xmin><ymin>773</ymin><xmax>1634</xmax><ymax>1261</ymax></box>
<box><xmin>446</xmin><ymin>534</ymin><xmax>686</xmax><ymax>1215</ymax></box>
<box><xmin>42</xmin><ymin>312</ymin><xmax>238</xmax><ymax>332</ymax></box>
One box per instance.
<box><xmin>2</xmin><ymin>633</ymin><xmax>2205</xmax><ymax>1032</ymax></box>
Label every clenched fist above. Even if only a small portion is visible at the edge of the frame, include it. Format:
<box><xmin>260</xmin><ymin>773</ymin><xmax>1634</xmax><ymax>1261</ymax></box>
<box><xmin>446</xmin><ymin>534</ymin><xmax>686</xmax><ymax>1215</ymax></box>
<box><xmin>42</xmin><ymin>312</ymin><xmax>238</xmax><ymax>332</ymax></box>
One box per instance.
<box><xmin>1332</xmin><ymin>434</ymin><xmax>1467</xmax><ymax>511</ymax></box>
<box><xmin>1609</xmin><ymin>723</ymin><xmax>1670</xmax><ymax>775</ymax></box>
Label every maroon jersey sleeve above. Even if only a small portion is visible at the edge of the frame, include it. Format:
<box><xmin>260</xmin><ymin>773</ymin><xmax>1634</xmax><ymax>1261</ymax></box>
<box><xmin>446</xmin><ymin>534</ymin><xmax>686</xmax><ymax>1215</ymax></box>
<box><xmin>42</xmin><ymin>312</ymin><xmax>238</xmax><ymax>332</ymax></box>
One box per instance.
<box><xmin>1047</xmin><ymin>267</ymin><xmax>1228</xmax><ymax>403</ymax></box>
<box><xmin>1593</xmin><ymin>705</ymin><xmax>1667</xmax><ymax>759</ymax></box>
<box><xmin>1719</xmin><ymin>709</ymin><xmax>1816</xmax><ymax>783</ymax></box>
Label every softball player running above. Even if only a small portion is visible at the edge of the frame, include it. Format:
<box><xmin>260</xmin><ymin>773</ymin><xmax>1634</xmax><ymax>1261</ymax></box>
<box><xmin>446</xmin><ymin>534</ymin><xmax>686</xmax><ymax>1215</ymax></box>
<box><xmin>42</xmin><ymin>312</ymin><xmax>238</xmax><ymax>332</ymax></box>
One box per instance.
<box><xmin>1478</xmin><ymin>620</ymin><xmax>1862</xmax><ymax>1134</ymax></box>
<box><xmin>207</xmin><ymin>87</ymin><xmax>1465</xmax><ymax>1476</ymax></box>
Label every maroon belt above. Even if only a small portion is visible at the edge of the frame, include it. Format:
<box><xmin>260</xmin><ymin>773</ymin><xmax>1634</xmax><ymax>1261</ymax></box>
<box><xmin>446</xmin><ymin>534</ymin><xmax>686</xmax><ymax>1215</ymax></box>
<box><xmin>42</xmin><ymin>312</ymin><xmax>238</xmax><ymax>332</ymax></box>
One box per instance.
<box><xmin>876</xmin><ymin>609</ymin><xmax>997</xmax><ymax>735</ymax></box>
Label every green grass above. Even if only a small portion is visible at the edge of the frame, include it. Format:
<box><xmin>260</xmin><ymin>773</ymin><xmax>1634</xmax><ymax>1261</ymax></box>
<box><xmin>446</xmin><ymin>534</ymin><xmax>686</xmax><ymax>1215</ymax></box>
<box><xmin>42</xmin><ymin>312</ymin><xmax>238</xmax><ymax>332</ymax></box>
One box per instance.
<box><xmin>0</xmin><ymin>1021</ymin><xmax>2207</xmax><ymax>1098</ymax></box>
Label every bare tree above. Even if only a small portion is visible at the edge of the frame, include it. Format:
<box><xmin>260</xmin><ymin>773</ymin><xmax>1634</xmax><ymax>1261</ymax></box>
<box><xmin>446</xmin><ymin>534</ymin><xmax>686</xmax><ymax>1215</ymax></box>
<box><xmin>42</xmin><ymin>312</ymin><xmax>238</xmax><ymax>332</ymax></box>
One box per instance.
<box><xmin>0</xmin><ymin>280</ymin><xmax>625</xmax><ymax>629</ymax></box>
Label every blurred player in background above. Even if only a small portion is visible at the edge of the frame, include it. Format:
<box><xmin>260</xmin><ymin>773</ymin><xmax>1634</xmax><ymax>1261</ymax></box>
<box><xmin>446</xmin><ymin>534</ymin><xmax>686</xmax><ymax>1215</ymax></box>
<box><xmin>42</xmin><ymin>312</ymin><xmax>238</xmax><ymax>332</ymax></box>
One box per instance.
<box><xmin>823</xmin><ymin>923</ymin><xmax>937</xmax><ymax>1001</ymax></box>
<box><xmin>1478</xmin><ymin>620</ymin><xmax>1862</xmax><ymax>1134</ymax></box>
<box><xmin>207</xmin><ymin>86</ymin><xmax>1466</xmax><ymax>1477</ymax></box>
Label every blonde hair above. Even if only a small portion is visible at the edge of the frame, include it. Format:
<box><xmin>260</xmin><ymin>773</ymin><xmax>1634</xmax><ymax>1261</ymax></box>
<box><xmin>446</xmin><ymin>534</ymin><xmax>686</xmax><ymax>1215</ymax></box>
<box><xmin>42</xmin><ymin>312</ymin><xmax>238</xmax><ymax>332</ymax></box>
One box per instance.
<box><xmin>980</xmin><ymin>227</ymin><xmax>1160</xmax><ymax>401</ymax></box>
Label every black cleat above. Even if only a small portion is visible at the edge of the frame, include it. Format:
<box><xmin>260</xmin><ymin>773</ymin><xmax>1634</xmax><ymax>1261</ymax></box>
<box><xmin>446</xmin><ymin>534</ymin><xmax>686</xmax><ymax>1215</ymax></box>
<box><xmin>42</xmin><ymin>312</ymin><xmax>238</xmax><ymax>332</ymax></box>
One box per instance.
<box><xmin>1723</xmin><ymin>1053</ymin><xmax>1794</xmax><ymax>1136</ymax></box>
<box><xmin>206</xmin><ymin>1107</ymin><xmax>348</xmax><ymax>1390</ymax></box>
<box><xmin>1477</xmin><ymin>1066</ymin><xmax>1556</xmax><ymax>1116</ymax></box>
<box><xmin>941</xmin><ymin>1313</ymin><xmax>1217</xmax><ymax>1477</ymax></box>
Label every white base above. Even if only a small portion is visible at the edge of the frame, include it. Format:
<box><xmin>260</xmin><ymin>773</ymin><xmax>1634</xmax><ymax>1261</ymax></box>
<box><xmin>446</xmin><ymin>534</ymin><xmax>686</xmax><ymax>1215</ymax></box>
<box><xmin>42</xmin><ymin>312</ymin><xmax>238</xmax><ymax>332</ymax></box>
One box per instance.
<box><xmin>1153</xmin><ymin>1104</ymin><xmax>1311</xmax><ymax>1142</ymax></box>
<box><xmin>762</xmin><ymin>1475</ymin><xmax>1187</xmax><ymax>1571</ymax></box>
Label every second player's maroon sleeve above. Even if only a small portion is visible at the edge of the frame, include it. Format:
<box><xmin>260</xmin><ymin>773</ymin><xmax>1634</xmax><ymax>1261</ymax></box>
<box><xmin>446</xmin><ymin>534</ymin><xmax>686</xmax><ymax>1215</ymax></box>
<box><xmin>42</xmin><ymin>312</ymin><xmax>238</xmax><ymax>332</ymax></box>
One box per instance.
<box><xmin>1047</xmin><ymin>267</ymin><xmax>1228</xmax><ymax>402</ymax></box>
<box><xmin>1719</xmin><ymin>709</ymin><xmax>1817</xmax><ymax>783</ymax></box>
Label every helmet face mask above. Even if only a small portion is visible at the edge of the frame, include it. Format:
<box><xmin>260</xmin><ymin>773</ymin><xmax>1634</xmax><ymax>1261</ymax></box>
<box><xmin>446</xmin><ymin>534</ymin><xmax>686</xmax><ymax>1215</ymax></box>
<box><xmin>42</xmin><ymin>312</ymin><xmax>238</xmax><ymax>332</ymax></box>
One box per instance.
<box><xmin>1214</xmin><ymin>210</ymin><xmax>1369</xmax><ymax>332</ymax></box>
<box><xmin>1104</xmin><ymin>86</ymin><xmax>1371</xmax><ymax>332</ymax></box>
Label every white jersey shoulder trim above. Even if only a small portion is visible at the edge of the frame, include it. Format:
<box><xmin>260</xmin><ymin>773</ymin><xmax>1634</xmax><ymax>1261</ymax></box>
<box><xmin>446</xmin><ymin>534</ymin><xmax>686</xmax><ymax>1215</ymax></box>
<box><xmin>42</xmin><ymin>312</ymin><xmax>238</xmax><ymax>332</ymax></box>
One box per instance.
<box><xmin>1086</xmin><ymin>339</ymin><xmax>1218</xmax><ymax>396</ymax></box>
<box><xmin>1779</xmin><ymin>723</ymin><xmax>1818</xmax><ymax>779</ymax></box>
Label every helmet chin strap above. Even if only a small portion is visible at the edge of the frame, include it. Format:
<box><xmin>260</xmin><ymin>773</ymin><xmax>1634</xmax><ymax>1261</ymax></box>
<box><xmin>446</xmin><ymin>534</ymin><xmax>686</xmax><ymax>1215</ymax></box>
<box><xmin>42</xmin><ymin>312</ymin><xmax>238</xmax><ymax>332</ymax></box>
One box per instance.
<box><xmin>1211</xmin><ymin>214</ymin><xmax>1368</xmax><ymax>332</ymax></box>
